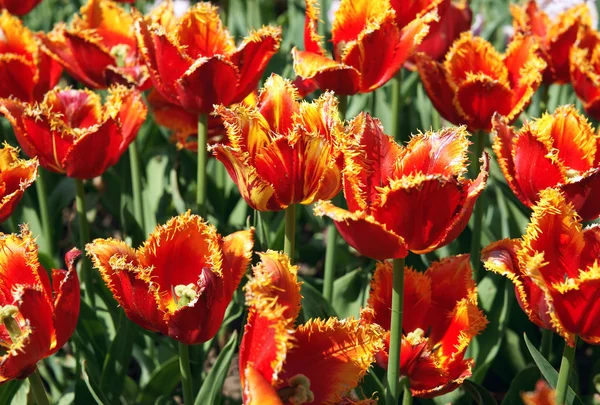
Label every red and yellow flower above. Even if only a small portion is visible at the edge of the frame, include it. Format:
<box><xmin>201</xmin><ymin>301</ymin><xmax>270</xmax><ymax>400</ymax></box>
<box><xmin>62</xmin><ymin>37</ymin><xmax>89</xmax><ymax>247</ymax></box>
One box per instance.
<box><xmin>292</xmin><ymin>0</ymin><xmax>436</xmax><ymax>95</ymax></box>
<box><xmin>0</xmin><ymin>85</ymin><xmax>147</xmax><ymax>179</ymax></box>
<box><xmin>522</xmin><ymin>381</ymin><xmax>556</xmax><ymax>405</ymax></box>
<box><xmin>315</xmin><ymin>114</ymin><xmax>488</xmax><ymax>260</ymax></box>
<box><xmin>87</xmin><ymin>212</ymin><xmax>254</xmax><ymax>345</ymax></box>
<box><xmin>239</xmin><ymin>250</ymin><xmax>383</xmax><ymax>404</ymax></box>
<box><xmin>570</xmin><ymin>28</ymin><xmax>600</xmax><ymax>120</ymax></box>
<box><xmin>492</xmin><ymin>107</ymin><xmax>600</xmax><ymax>221</ymax></box>
<box><xmin>211</xmin><ymin>74</ymin><xmax>345</xmax><ymax>212</ymax></box>
<box><xmin>511</xmin><ymin>0</ymin><xmax>591</xmax><ymax>84</ymax></box>
<box><xmin>0</xmin><ymin>226</ymin><xmax>80</xmax><ymax>383</ymax></box>
<box><xmin>39</xmin><ymin>0</ymin><xmax>149</xmax><ymax>89</ymax></box>
<box><xmin>482</xmin><ymin>188</ymin><xmax>600</xmax><ymax>346</ymax></box>
<box><xmin>415</xmin><ymin>31</ymin><xmax>546</xmax><ymax>132</ymax></box>
<box><xmin>361</xmin><ymin>255</ymin><xmax>487</xmax><ymax>397</ymax></box>
<box><xmin>0</xmin><ymin>144</ymin><xmax>38</xmax><ymax>223</ymax></box>
<box><xmin>0</xmin><ymin>11</ymin><xmax>62</xmax><ymax>102</ymax></box>
<box><xmin>135</xmin><ymin>1</ymin><xmax>281</xmax><ymax>114</ymax></box>
<box><xmin>395</xmin><ymin>0</ymin><xmax>472</xmax><ymax>64</ymax></box>
<box><xmin>0</xmin><ymin>0</ymin><xmax>41</xmax><ymax>15</ymax></box>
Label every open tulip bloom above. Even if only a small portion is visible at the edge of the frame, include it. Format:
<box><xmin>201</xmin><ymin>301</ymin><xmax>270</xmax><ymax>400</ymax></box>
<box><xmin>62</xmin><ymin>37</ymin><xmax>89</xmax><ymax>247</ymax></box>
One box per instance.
<box><xmin>0</xmin><ymin>144</ymin><xmax>37</xmax><ymax>223</ymax></box>
<box><xmin>239</xmin><ymin>250</ymin><xmax>383</xmax><ymax>404</ymax></box>
<box><xmin>570</xmin><ymin>27</ymin><xmax>600</xmax><ymax>121</ymax></box>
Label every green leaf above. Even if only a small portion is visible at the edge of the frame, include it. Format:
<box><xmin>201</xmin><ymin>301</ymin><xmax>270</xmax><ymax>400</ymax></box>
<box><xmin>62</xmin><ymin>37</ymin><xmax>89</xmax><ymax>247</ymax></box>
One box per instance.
<box><xmin>523</xmin><ymin>333</ymin><xmax>583</xmax><ymax>405</ymax></box>
<box><xmin>299</xmin><ymin>277</ymin><xmax>337</xmax><ymax>321</ymax></box>
<box><xmin>136</xmin><ymin>357</ymin><xmax>180</xmax><ymax>405</ymax></box>
<box><xmin>0</xmin><ymin>380</ymin><xmax>23</xmax><ymax>404</ymax></box>
<box><xmin>501</xmin><ymin>365</ymin><xmax>540</xmax><ymax>405</ymax></box>
<box><xmin>194</xmin><ymin>331</ymin><xmax>238</xmax><ymax>405</ymax></box>
<box><xmin>82</xmin><ymin>360</ymin><xmax>110</xmax><ymax>405</ymax></box>
<box><xmin>463</xmin><ymin>380</ymin><xmax>498</xmax><ymax>405</ymax></box>
<box><xmin>332</xmin><ymin>268</ymin><xmax>370</xmax><ymax>319</ymax></box>
<box><xmin>100</xmin><ymin>314</ymin><xmax>136</xmax><ymax>403</ymax></box>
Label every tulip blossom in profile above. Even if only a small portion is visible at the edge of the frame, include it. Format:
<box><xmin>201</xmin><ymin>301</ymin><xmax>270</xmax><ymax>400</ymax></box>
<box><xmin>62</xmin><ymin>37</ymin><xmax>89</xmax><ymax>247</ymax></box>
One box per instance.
<box><xmin>239</xmin><ymin>250</ymin><xmax>383</xmax><ymax>404</ymax></box>
<box><xmin>134</xmin><ymin>1</ymin><xmax>281</xmax><ymax>115</ymax></box>
<box><xmin>0</xmin><ymin>144</ymin><xmax>38</xmax><ymax>223</ymax></box>
<box><xmin>492</xmin><ymin>107</ymin><xmax>600</xmax><ymax>221</ymax></box>
<box><xmin>0</xmin><ymin>11</ymin><xmax>62</xmax><ymax>102</ymax></box>
<box><xmin>87</xmin><ymin>212</ymin><xmax>254</xmax><ymax>345</ymax></box>
<box><xmin>211</xmin><ymin>74</ymin><xmax>345</xmax><ymax>212</ymax></box>
<box><xmin>0</xmin><ymin>226</ymin><xmax>80</xmax><ymax>383</ymax></box>
<box><xmin>0</xmin><ymin>85</ymin><xmax>147</xmax><ymax>179</ymax></box>
<box><xmin>0</xmin><ymin>0</ymin><xmax>41</xmax><ymax>15</ymax></box>
<box><xmin>415</xmin><ymin>32</ymin><xmax>546</xmax><ymax>132</ymax></box>
<box><xmin>482</xmin><ymin>188</ymin><xmax>600</xmax><ymax>346</ymax></box>
<box><xmin>522</xmin><ymin>381</ymin><xmax>556</xmax><ymax>405</ymax></box>
<box><xmin>361</xmin><ymin>255</ymin><xmax>487</xmax><ymax>397</ymax></box>
<box><xmin>292</xmin><ymin>0</ymin><xmax>436</xmax><ymax>95</ymax></box>
<box><xmin>314</xmin><ymin>114</ymin><xmax>488</xmax><ymax>260</ymax></box>
<box><xmin>395</xmin><ymin>0</ymin><xmax>473</xmax><ymax>64</ymax></box>
<box><xmin>40</xmin><ymin>0</ymin><xmax>149</xmax><ymax>89</ymax></box>
<box><xmin>511</xmin><ymin>0</ymin><xmax>591</xmax><ymax>84</ymax></box>
<box><xmin>570</xmin><ymin>28</ymin><xmax>600</xmax><ymax>120</ymax></box>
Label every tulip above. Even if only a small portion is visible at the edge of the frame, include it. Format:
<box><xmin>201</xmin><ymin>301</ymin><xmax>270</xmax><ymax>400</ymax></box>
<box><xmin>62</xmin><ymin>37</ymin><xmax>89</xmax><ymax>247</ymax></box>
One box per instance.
<box><xmin>0</xmin><ymin>11</ymin><xmax>62</xmax><ymax>102</ymax></box>
<box><xmin>512</xmin><ymin>0</ymin><xmax>591</xmax><ymax>84</ymax></box>
<box><xmin>0</xmin><ymin>85</ymin><xmax>147</xmax><ymax>179</ymax></box>
<box><xmin>0</xmin><ymin>0</ymin><xmax>41</xmax><ymax>15</ymax></box>
<box><xmin>570</xmin><ymin>28</ymin><xmax>600</xmax><ymax>120</ymax></box>
<box><xmin>292</xmin><ymin>0</ymin><xmax>436</xmax><ymax>95</ymax></box>
<box><xmin>0</xmin><ymin>144</ymin><xmax>38</xmax><ymax>223</ymax></box>
<box><xmin>415</xmin><ymin>31</ymin><xmax>546</xmax><ymax>132</ymax></box>
<box><xmin>492</xmin><ymin>107</ymin><xmax>600</xmax><ymax>221</ymax></box>
<box><xmin>522</xmin><ymin>381</ymin><xmax>556</xmax><ymax>405</ymax></box>
<box><xmin>362</xmin><ymin>255</ymin><xmax>487</xmax><ymax>397</ymax></box>
<box><xmin>239</xmin><ymin>250</ymin><xmax>383</xmax><ymax>405</ymax></box>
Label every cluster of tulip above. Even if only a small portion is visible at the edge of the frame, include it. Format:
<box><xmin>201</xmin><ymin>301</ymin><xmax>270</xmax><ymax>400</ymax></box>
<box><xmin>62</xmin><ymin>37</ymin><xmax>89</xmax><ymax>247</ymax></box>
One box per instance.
<box><xmin>0</xmin><ymin>0</ymin><xmax>598</xmax><ymax>404</ymax></box>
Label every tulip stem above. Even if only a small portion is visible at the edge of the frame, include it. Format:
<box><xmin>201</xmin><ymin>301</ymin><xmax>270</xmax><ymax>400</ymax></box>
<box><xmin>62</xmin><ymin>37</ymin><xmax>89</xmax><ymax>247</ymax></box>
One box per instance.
<box><xmin>129</xmin><ymin>140</ymin><xmax>145</xmax><ymax>236</ymax></box>
<box><xmin>179</xmin><ymin>342</ymin><xmax>193</xmax><ymax>405</ymax></box>
<box><xmin>36</xmin><ymin>169</ymin><xmax>53</xmax><ymax>257</ymax></box>
<box><xmin>28</xmin><ymin>370</ymin><xmax>50</xmax><ymax>405</ymax></box>
<box><xmin>386</xmin><ymin>257</ymin><xmax>405</xmax><ymax>405</ymax></box>
<box><xmin>555</xmin><ymin>337</ymin><xmax>577</xmax><ymax>405</ymax></box>
<box><xmin>403</xmin><ymin>386</ymin><xmax>413</xmax><ymax>405</ymax></box>
<box><xmin>470</xmin><ymin>132</ymin><xmax>485</xmax><ymax>280</ymax></box>
<box><xmin>75</xmin><ymin>179</ymin><xmax>95</xmax><ymax>307</ymax></box>
<box><xmin>284</xmin><ymin>204</ymin><xmax>296</xmax><ymax>260</ymax></box>
<box><xmin>390</xmin><ymin>69</ymin><xmax>405</xmax><ymax>143</ymax></box>
<box><xmin>196</xmin><ymin>114</ymin><xmax>208</xmax><ymax>217</ymax></box>
<box><xmin>540</xmin><ymin>328</ymin><xmax>553</xmax><ymax>359</ymax></box>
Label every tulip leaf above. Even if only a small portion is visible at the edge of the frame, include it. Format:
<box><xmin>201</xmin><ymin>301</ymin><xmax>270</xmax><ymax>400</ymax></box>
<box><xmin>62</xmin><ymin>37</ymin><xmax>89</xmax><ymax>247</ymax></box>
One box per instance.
<box><xmin>501</xmin><ymin>365</ymin><xmax>540</xmax><ymax>405</ymax></box>
<box><xmin>0</xmin><ymin>380</ymin><xmax>23</xmax><ymax>404</ymax></box>
<box><xmin>332</xmin><ymin>268</ymin><xmax>370</xmax><ymax>319</ymax></box>
<box><xmin>299</xmin><ymin>277</ymin><xmax>337</xmax><ymax>321</ymax></box>
<box><xmin>135</xmin><ymin>356</ymin><xmax>180</xmax><ymax>405</ymax></box>
<box><xmin>523</xmin><ymin>333</ymin><xmax>584</xmax><ymax>405</ymax></box>
<box><xmin>100</xmin><ymin>314</ymin><xmax>135</xmax><ymax>404</ymax></box>
<box><xmin>81</xmin><ymin>360</ymin><xmax>110</xmax><ymax>405</ymax></box>
<box><xmin>462</xmin><ymin>380</ymin><xmax>498</xmax><ymax>405</ymax></box>
<box><xmin>194</xmin><ymin>331</ymin><xmax>238</xmax><ymax>405</ymax></box>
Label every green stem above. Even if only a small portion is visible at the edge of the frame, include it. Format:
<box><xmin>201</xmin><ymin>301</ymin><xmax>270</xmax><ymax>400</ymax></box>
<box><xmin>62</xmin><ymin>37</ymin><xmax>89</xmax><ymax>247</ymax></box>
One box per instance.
<box><xmin>386</xmin><ymin>257</ymin><xmax>406</xmax><ymax>405</ymax></box>
<box><xmin>178</xmin><ymin>342</ymin><xmax>193</xmax><ymax>405</ymax></box>
<box><xmin>540</xmin><ymin>329</ymin><xmax>553</xmax><ymax>360</ymax></box>
<box><xmin>470</xmin><ymin>132</ymin><xmax>485</xmax><ymax>280</ymax></box>
<box><xmin>555</xmin><ymin>337</ymin><xmax>577</xmax><ymax>405</ymax></box>
<box><xmin>403</xmin><ymin>385</ymin><xmax>413</xmax><ymax>405</ymax></box>
<box><xmin>129</xmin><ymin>140</ymin><xmax>145</xmax><ymax>236</ymax></box>
<box><xmin>196</xmin><ymin>114</ymin><xmax>208</xmax><ymax>217</ymax></box>
<box><xmin>284</xmin><ymin>204</ymin><xmax>296</xmax><ymax>260</ymax></box>
<box><xmin>75</xmin><ymin>179</ymin><xmax>95</xmax><ymax>307</ymax></box>
<box><xmin>28</xmin><ymin>370</ymin><xmax>51</xmax><ymax>405</ymax></box>
<box><xmin>390</xmin><ymin>69</ymin><xmax>405</xmax><ymax>143</ymax></box>
<box><xmin>36</xmin><ymin>169</ymin><xmax>53</xmax><ymax>257</ymax></box>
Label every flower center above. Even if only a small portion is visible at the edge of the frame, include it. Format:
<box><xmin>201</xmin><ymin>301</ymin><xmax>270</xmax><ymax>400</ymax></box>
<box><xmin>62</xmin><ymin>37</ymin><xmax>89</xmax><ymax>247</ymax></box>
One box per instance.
<box><xmin>565</xmin><ymin>168</ymin><xmax>582</xmax><ymax>180</ymax></box>
<box><xmin>174</xmin><ymin>284</ymin><xmax>198</xmax><ymax>308</ymax></box>
<box><xmin>405</xmin><ymin>328</ymin><xmax>425</xmax><ymax>345</ymax></box>
<box><xmin>110</xmin><ymin>44</ymin><xmax>131</xmax><ymax>68</ymax></box>
<box><xmin>0</xmin><ymin>305</ymin><xmax>21</xmax><ymax>341</ymax></box>
<box><xmin>277</xmin><ymin>374</ymin><xmax>315</xmax><ymax>404</ymax></box>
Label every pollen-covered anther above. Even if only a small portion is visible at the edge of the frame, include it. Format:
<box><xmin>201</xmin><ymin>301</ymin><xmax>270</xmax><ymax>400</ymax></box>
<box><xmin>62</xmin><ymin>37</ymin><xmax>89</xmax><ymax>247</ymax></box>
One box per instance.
<box><xmin>278</xmin><ymin>374</ymin><xmax>315</xmax><ymax>405</ymax></box>
<box><xmin>110</xmin><ymin>44</ymin><xmax>131</xmax><ymax>68</ymax></box>
<box><xmin>0</xmin><ymin>305</ymin><xmax>21</xmax><ymax>341</ymax></box>
<box><xmin>405</xmin><ymin>327</ymin><xmax>426</xmax><ymax>345</ymax></box>
<box><xmin>174</xmin><ymin>283</ymin><xmax>198</xmax><ymax>308</ymax></box>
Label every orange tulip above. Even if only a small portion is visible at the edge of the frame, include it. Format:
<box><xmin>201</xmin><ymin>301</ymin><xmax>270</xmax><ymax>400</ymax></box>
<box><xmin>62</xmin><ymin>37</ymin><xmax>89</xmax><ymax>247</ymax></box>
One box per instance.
<box><xmin>39</xmin><ymin>0</ymin><xmax>149</xmax><ymax>89</ymax></box>
<box><xmin>0</xmin><ymin>11</ymin><xmax>62</xmax><ymax>102</ymax></box>
<box><xmin>415</xmin><ymin>32</ymin><xmax>546</xmax><ymax>132</ymax></box>
<box><xmin>511</xmin><ymin>0</ymin><xmax>591</xmax><ymax>84</ymax></box>
<box><xmin>361</xmin><ymin>255</ymin><xmax>487</xmax><ymax>397</ymax></box>
<box><xmin>492</xmin><ymin>107</ymin><xmax>600</xmax><ymax>221</ymax></box>
<box><xmin>0</xmin><ymin>144</ymin><xmax>38</xmax><ymax>223</ymax></box>
<box><xmin>522</xmin><ymin>381</ymin><xmax>556</xmax><ymax>405</ymax></box>
<box><xmin>0</xmin><ymin>85</ymin><xmax>147</xmax><ymax>179</ymax></box>
<box><xmin>0</xmin><ymin>226</ymin><xmax>80</xmax><ymax>383</ymax></box>
<box><xmin>239</xmin><ymin>251</ymin><xmax>383</xmax><ymax>404</ymax></box>
<box><xmin>570</xmin><ymin>28</ymin><xmax>600</xmax><ymax>120</ymax></box>
<box><xmin>87</xmin><ymin>212</ymin><xmax>254</xmax><ymax>345</ymax></box>
<box><xmin>0</xmin><ymin>0</ymin><xmax>41</xmax><ymax>15</ymax></box>
<box><xmin>135</xmin><ymin>1</ymin><xmax>281</xmax><ymax>115</ymax></box>
<box><xmin>292</xmin><ymin>0</ymin><xmax>436</xmax><ymax>95</ymax></box>
<box><xmin>211</xmin><ymin>74</ymin><xmax>345</xmax><ymax>211</ymax></box>
<box><xmin>314</xmin><ymin>114</ymin><xmax>488</xmax><ymax>260</ymax></box>
<box><xmin>482</xmin><ymin>188</ymin><xmax>600</xmax><ymax>346</ymax></box>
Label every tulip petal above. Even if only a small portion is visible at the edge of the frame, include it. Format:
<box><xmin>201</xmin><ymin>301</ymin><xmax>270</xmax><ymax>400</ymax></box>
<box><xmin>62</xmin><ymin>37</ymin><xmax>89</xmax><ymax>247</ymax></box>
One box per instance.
<box><xmin>315</xmin><ymin>201</ymin><xmax>408</xmax><ymax>260</ymax></box>
<box><xmin>0</xmin><ymin>146</ymin><xmax>38</xmax><ymax>223</ymax></box>
<box><xmin>107</xmin><ymin>86</ymin><xmax>147</xmax><ymax>150</ymax></box>
<box><xmin>221</xmin><ymin>229</ymin><xmax>254</xmax><ymax>298</ymax></box>
<box><xmin>50</xmin><ymin>248</ymin><xmax>80</xmax><ymax>354</ymax></box>
<box><xmin>561</xmin><ymin>168</ymin><xmax>600</xmax><ymax>221</ymax></box>
<box><xmin>521</xmin><ymin>380</ymin><xmax>556</xmax><ymax>405</ymax></box>
<box><xmin>243</xmin><ymin>366</ymin><xmax>284</xmax><ymax>405</ymax></box>
<box><xmin>147</xmin><ymin>89</ymin><xmax>197</xmax><ymax>135</ymax></box>
<box><xmin>303</xmin><ymin>0</ymin><xmax>324</xmax><ymax>54</ymax></box>
<box><xmin>279</xmin><ymin>317</ymin><xmax>384</xmax><ymax>405</ymax></box>
<box><xmin>176</xmin><ymin>3</ymin><xmax>235</xmax><ymax>59</ymax></box>
<box><xmin>77</xmin><ymin>0</ymin><xmax>136</xmax><ymax>49</ymax></box>
<box><xmin>0</xmin><ymin>56</ymin><xmax>36</xmax><ymax>101</ymax></box>
<box><xmin>292</xmin><ymin>48</ymin><xmax>361</xmax><ymax>95</ymax></box>
<box><xmin>257</xmin><ymin>74</ymin><xmax>300</xmax><ymax>135</ymax></box>
<box><xmin>331</xmin><ymin>0</ymin><xmax>387</xmax><ymax>47</ymax></box>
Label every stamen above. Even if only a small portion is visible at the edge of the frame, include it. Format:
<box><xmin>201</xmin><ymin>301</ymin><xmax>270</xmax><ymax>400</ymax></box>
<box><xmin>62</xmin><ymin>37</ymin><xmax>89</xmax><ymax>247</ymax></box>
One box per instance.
<box><xmin>174</xmin><ymin>284</ymin><xmax>198</xmax><ymax>308</ymax></box>
<box><xmin>0</xmin><ymin>305</ymin><xmax>21</xmax><ymax>341</ymax></box>
<box><xmin>277</xmin><ymin>374</ymin><xmax>315</xmax><ymax>404</ymax></box>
